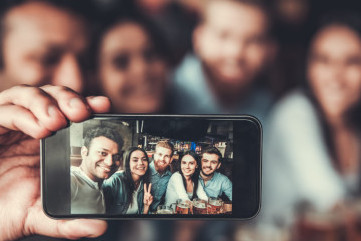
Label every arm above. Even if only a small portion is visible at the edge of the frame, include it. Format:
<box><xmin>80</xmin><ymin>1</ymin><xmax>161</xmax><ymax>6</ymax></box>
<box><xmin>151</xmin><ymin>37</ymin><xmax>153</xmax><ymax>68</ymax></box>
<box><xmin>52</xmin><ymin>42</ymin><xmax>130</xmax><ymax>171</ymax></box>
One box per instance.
<box><xmin>102</xmin><ymin>176</ymin><xmax>118</xmax><ymax>212</ymax></box>
<box><xmin>0</xmin><ymin>85</ymin><xmax>111</xmax><ymax>240</ymax></box>
<box><xmin>170</xmin><ymin>172</ymin><xmax>191</xmax><ymax>201</ymax></box>
<box><xmin>196</xmin><ymin>180</ymin><xmax>209</xmax><ymax>201</ymax></box>
<box><xmin>70</xmin><ymin>172</ymin><xmax>78</xmax><ymax>201</ymax></box>
<box><xmin>222</xmin><ymin>176</ymin><xmax>232</xmax><ymax>201</ymax></box>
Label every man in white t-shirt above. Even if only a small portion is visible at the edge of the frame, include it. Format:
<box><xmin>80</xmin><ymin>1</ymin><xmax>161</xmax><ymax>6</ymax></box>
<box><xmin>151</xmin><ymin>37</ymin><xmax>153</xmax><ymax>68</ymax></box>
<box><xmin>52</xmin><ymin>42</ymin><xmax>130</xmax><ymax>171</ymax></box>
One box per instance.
<box><xmin>71</xmin><ymin>126</ymin><xmax>123</xmax><ymax>214</ymax></box>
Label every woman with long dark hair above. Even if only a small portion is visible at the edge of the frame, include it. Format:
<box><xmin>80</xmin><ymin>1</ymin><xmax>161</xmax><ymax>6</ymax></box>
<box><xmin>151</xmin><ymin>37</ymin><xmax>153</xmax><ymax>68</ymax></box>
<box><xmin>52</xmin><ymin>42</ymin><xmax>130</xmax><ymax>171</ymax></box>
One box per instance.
<box><xmin>165</xmin><ymin>151</ymin><xmax>208</xmax><ymax>206</ymax></box>
<box><xmin>90</xmin><ymin>12</ymin><xmax>172</xmax><ymax>114</ymax></box>
<box><xmin>102</xmin><ymin>147</ymin><xmax>153</xmax><ymax>214</ymax></box>
<box><xmin>263</xmin><ymin>12</ymin><xmax>361</xmax><ymax>229</ymax></box>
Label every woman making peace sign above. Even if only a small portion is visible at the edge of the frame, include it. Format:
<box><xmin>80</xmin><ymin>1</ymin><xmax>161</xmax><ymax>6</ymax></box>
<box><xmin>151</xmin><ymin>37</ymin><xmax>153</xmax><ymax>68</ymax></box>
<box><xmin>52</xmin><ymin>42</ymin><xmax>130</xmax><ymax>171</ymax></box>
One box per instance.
<box><xmin>103</xmin><ymin>147</ymin><xmax>153</xmax><ymax>214</ymax></box>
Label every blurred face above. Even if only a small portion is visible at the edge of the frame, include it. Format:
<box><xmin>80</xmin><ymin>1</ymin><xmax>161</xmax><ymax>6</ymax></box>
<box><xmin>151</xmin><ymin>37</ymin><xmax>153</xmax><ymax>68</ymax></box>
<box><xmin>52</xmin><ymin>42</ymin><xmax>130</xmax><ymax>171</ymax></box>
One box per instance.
<box><xmin>307</xmin><ymin>25</ymin><xmax>361</xmax><ymax>119</ymax></box>
<box><xmin>181</xmin><ymin>155</ymin><xmax>198</xmax><ymax>178</ymax></box>
<box><xmin>81</xmin><ymin>136</ymin><xmax>120</xmax><ymax>182</ymax></box>
<box><xmin>194</xmin><ymin>0</ymin><xmax>271</xmax><ymax>90</ymax></box>
<box><xmin>0</xmin><ymin>2</ymin><xmax>88</xmax><ymax>92</ymax></box>
<box><xmin>129</xmin><ymin>150</ymin><xmax>149</xmax><ymax>179</ymax></box>
<box><xmin>201</xmin><ymin>153</ymin><xmax>221</xmax><ymax>176</ymax></box>
<box><xmin>153</xmin><ymin>146</ymin><xmax>173</xmax><ymax>173</ymax></box>
<box><xmin>98</xmin><ymin>22</ymin><xmax>168</xmax><ymax>113</ymax></box>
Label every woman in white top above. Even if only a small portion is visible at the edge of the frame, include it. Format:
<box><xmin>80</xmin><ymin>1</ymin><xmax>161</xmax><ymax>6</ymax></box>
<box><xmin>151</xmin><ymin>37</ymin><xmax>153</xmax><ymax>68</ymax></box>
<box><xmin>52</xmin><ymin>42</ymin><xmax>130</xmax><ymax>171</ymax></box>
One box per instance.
<box><xmin>165</xmin><ymin>151</ymin><xmax>208</xmax><ymax>206</ymax></box>
<box><xmin>262</xmin><ymin>13</ymin><xmax>361</xmax><ymax>230</ymax></box>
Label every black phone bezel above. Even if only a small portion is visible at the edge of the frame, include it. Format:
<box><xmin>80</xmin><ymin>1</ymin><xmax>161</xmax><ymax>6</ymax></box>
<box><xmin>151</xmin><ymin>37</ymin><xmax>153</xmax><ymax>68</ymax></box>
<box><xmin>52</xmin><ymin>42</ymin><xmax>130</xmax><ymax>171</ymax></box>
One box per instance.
<box><xmin>41</xmin><ymin>114</ymin><xmax>262</xmax><ymax>220</ymax></box>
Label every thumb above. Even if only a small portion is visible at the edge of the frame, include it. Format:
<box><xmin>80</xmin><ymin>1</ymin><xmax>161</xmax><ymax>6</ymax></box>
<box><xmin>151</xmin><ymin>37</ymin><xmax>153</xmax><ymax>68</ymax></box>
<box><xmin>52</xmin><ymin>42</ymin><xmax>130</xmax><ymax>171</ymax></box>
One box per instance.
<box><xmin>50</xmin><ymin>219</ymin><xmax>108</xmax><ymax>239</ymax></box>
<box><xmin>25</xmin><ymin>200</ymin><xmax>107</xmax><ymax>239</ymax></box>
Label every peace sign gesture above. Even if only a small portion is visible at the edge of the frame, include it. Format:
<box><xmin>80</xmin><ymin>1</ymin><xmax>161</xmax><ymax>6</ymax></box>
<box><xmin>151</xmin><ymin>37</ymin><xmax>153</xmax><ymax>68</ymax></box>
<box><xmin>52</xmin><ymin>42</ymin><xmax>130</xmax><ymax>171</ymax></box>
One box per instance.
<box><xmin>143</xmin><ymin>183</ymin><xmax>153</xmax><ymax>214</ymax></box>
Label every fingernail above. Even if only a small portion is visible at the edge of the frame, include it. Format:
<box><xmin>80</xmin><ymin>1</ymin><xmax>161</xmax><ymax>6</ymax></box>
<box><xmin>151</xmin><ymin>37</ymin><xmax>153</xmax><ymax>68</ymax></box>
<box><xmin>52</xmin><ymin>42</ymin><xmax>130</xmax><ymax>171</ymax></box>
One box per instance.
<box><xmin>88</xmin><ymin>96</ymin><xmax>107</xmax><ymax>103</ymax></box>
<box><xmin>69</xmin><ymin>98</ymin><xmax>84</xmax><ymax>109</ymax></box>
<box><xmin>72</xmin><ymin>220</ymin><xmax>107</xmax><ymax>237</ymax></box>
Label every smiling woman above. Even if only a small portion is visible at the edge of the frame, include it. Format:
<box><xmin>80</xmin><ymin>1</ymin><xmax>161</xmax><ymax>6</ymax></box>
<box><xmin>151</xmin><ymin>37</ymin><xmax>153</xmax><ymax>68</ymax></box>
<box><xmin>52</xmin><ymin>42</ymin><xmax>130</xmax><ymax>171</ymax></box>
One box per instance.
<box><xmin>93</xmin><ymin>13</ymin><xmax>171</xmax><ymax>114</ymax></box>
<box><xmin>263</xmin><ymin>12</ymin><xmax>361</xmax><ymax>232</ymax></box>
<box><xmin>165</xmin><ymin>151</ymin><xmax>208</xmax><ymax>206</ymax></box>
<box><xmin>130</xmin><ymin>150</ymin><xmax>148</xmax><ymax>177</ymax></box>
<box><xmin>102</xmin><ymin>147</ymin><xmax>153</xmax><ymax>214</ymax></box>
<box><xmin>181</xmin><ymin>154</ymin><xmax>198</xmax><ymax>177</ymax></box>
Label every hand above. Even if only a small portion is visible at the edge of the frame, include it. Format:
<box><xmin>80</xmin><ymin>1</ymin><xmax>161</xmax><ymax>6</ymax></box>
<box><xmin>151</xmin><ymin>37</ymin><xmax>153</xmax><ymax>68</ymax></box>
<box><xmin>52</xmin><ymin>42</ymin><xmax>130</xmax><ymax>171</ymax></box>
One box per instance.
<box><xmin>185</xmin><ymin>200</ymin><xmax>193</xmax><ymax>214</ymax></box>
<box><xmin>143</xmin><ymin>183</ymin><xmax>153</xmax><ymax>207</ymax></box>
<box><xmin>0</xmin><ymin>85</ymin><xmax>111</xmax><ymax>241</ymax></box>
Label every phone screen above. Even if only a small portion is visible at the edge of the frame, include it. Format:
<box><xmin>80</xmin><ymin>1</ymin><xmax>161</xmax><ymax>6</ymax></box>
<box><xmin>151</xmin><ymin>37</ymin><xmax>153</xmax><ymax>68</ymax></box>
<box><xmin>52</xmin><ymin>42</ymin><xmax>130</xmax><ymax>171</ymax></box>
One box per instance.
<box><xmin>42</xmin><ymin>114</ymin><xmax>261</xmax><ymax>219</ymax></box>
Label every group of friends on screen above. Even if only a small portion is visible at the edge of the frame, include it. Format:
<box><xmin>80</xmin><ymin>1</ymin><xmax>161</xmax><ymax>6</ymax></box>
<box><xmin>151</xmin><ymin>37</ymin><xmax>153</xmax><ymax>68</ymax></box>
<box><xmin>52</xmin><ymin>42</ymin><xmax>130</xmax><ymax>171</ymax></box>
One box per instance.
<box><xmin>70</xmin><ymin>126</ymin><xmax>232</xmax><ymax>215</ymax></box>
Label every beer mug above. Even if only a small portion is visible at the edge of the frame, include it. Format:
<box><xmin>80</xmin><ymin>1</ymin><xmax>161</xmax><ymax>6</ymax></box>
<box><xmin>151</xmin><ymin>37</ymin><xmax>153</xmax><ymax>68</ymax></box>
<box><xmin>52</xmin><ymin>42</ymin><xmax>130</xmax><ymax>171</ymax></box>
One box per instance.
<box><xmin>207</xmin><ymin>197</ymin><xmax>223</xmax><ymax>214</ymax></box>
<box><xmin>175</xmin><ymin>199</ymin><xmax>191</xmax><ymax>214</ymax></box>
<box><xmin>192</xmin><ymin>198</ymin><xmax>207</xmax><ymax>214</ymax></box>
<box><xmin>156</xmin><ymin>205</ymin><xmax>174</xmax><ymax>214</ymax></box>
<box><xmin>223</xmin><ymin>201</ymin><xmax>232</xmax><ymax>214</ymax></box>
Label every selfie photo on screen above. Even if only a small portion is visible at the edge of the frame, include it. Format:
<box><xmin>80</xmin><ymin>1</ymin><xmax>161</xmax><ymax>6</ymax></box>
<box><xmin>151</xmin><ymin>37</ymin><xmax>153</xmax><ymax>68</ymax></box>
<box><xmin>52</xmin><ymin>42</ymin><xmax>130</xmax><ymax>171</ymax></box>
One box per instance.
<box><xmin>69</xmin><ymin>118</ymin><xmax>233</xmax><ymax>216</ymax></box>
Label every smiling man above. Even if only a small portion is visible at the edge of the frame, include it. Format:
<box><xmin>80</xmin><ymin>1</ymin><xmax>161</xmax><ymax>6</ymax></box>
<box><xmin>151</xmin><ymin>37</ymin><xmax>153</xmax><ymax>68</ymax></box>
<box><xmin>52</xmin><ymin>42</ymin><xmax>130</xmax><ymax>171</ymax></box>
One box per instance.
<box><xmin>199</xmin><ymin>147</ymin><xmax>232</xmax><ymax>201</ymax></box>
<box><xmin>0</xmin><ymin>0</ymin><xmax>92</xmax><ymax>93</ymax></box>
<box><xmin>172</xmin><ymin>0</ymin><xmax>275</xmax><ymax>122</ymax></box>
<box><xmin>148</xmin><ymin>140</ymin><xmax>174</xmax><ymax>212</ymax></box>
<box><xmin>71</xmin><ymin>126</ymin><xmax>124</xmax><ymax>214</ymax></box>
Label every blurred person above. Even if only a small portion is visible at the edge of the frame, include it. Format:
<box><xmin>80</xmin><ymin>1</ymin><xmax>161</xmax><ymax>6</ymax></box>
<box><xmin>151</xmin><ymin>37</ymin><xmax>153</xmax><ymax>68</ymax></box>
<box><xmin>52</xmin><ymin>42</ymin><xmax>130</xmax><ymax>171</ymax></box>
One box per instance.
<box><xmin>171</xmin><ymin>0</ymin><xmax>276</xmax><ymax>121</ymax></box>
<box><xmin>0</xmin><ymin>85</ymin><xmax>111</xmax><ymax>240</ymax></box>
<box><xmin>134</xmin><ymin>0</ymin><xmax>200</xmax><ymax>65</ymax></box>
<box><xmin>199</xmin><ymin>147</ymin><xmax>232</xmax><ymax>201</ymax></box>
<box><xmin>149</xmin><ymin>140</ymin><xmax>174</xmax><ymax>212</ymax></box>
<box><xmin>71</xmin><ymin>126</ymin><xmax>123</xmax><ymax>214</ymax></box>
<box><xmin>89</xmin><ymin>12</ymin><xmax>174</xmax><ymax>241</ymax></box>
<box><xmin>0</xmin><ymin>0</ymin><xmax>93</xmax><ymax>93</ymax></box>
<box><xmin>102</xmin><ymin>147</ymin><xmax>154</xmax><ymax>214</ymax></box>
<box><xmin>94</xmin><ymin>13</ymin><xmax>171</xmax><ymax>114</ymax></box>
<box><xmin>168</xmin><ymin>0</ymin><xmax>276</xmax><ymax>240</ymax></box>
<box><xmin>261</xmin><ymin>12</ymin><xmax>361</xmax><ymax>239</ymax></box>
<box><xmin>165</xmin><ymin>151</ymin><xmax>208</xmax><ymax>206</ymax></box>
<box><xmin>270</xmin><ymin>0</ymin><xmax>311</xmax><ymax>96</ymax></box>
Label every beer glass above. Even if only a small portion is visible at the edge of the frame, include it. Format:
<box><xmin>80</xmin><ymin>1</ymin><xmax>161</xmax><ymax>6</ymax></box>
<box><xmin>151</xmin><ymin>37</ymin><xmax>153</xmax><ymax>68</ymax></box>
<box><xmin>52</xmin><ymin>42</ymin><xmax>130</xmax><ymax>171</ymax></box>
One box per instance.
<box><xmin>156</xmin><ymin>205</ymin><xmax>174</xmax><ymax>214</ymax></box>
<box><xmin>192</xmin><ymin>198</ymin><xmax>208</xmax><ymax>214</ymax></box>
<box><xmin>175</xmin><ymin>199</ymin><xmax>191</xmax><ymax>214</ymax></box>
<box><xmin>223</xmin><ymin>201</ymin><xmax>232</xmax><ymax>214</ymax></box>
<box><xmin>207</xmin><ymin>197</ymin><xmax>223</xmax><ymax>214</ymax></box>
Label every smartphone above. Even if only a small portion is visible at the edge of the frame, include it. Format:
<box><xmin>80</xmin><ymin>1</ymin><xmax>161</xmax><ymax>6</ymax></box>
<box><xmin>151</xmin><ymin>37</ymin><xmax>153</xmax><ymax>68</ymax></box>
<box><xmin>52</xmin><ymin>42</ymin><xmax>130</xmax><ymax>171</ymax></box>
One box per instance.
<box><xmin>42</xmin><ymin>114</ymin><xmax>262</xmax><ymax>220</ymax></box>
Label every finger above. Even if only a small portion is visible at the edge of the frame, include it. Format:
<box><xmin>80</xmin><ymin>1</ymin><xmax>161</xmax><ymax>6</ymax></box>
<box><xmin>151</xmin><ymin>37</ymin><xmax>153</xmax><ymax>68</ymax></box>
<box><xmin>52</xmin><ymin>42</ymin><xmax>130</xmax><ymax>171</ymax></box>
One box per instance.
<box><xmin>86</xmin><ymin>96</ymin><xmax>111</xmax><ymax>113</ymax></box>
<box><xmin>148</xmin><ymin>183</ymin><xmax>152</xmax><ymax>194</ymax></box>
<box><xmin>26</xmin><ymin>201</ymin><xmax>107</xmax><ymax>239</ymax></box>
<box><xmin>0</xmin><ymin>105</ymin><xmax>53</xmax><ymax>139</ymax></box>
<box><xmin>40</xmin><ymin>85</ymin><xmax>91</xmax><ymax>122</ymax></box>
<box><xmin>144</xmin><ymin>183</ymin><xmax>148</xmax><ymax>193</ymax></box>
<box><xmin>0</xmin><ymin>86</ymin><xmax>67</xmax><ymax>133</ymax></box>
<box><xmin>146</xmin><ymin>184</ymin><xmax>150</xmax><ymax>194</ymax></box>
<box><xmin>36</xmin><ymin>219</ymin><xmax>107</xmax><ymax>239</ymax></box>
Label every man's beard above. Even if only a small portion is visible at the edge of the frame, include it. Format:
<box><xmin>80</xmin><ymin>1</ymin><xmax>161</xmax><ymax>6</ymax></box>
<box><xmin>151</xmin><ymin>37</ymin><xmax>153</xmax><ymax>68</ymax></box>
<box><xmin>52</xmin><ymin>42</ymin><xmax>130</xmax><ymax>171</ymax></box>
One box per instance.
<box><xmin>201</xmin><ymin>169</ymin><xmax>214</xmax><ymax>177</ymax></box>
<box><xmin>154</xmin><ymin>161</ymin><xmax>168</xmax><ymax>172</ymax></box>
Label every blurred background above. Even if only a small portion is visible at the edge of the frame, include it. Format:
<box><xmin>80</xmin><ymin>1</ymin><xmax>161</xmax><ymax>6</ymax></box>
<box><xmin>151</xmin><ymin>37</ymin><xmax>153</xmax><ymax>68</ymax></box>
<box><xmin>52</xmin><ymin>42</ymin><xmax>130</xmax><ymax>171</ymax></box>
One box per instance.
<box><xmin>1</xmin><ymin>0</ymin><xmax>361</xmax><ymax>240</ymax></box>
